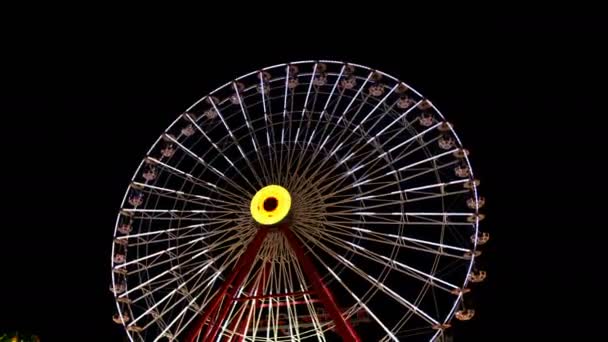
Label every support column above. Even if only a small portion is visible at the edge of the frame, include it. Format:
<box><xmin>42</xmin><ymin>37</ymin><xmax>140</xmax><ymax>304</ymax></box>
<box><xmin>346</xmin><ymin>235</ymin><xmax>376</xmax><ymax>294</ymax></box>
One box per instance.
<box><xmin>185</xmin><ymin>229</ymin><xmax>268</xmax><ymax>342</ymax></box>
<box><xmin>281</xmin><ymin>227</ymin><xmax>361</xmax><ymax>342</ymax></box>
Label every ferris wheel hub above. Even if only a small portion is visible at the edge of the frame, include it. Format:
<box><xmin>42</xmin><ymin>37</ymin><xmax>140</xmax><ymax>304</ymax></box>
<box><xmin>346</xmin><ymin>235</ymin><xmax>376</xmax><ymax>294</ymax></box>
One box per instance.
<box><xmin>250</xmin><ymin>184</ymin><xmax>292</xmax><ymax>225</ymax></box>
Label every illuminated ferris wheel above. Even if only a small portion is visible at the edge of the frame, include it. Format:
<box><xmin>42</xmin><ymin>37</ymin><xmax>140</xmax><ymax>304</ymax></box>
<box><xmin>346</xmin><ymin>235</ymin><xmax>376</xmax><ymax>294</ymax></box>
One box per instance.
<box><xmin>110</xmin><ymin>60</ymin><xmax>489</xmax><ymax>341</ymax></box>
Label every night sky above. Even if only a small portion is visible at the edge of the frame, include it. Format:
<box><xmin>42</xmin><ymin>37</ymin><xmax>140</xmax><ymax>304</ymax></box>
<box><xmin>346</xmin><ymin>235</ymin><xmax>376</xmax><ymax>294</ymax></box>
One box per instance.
<box><xmin>1</xmin><ymin>20</ymin><xmax>604</xmax><ymax>341</ymax></box>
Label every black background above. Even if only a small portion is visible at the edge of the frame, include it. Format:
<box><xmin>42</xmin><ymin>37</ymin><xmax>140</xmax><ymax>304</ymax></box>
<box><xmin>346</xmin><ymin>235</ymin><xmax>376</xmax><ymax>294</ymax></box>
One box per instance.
<box><xmin>1</xmin><ymin>17</ymin><xmax>605</xmax><ymax>341</ymax></box>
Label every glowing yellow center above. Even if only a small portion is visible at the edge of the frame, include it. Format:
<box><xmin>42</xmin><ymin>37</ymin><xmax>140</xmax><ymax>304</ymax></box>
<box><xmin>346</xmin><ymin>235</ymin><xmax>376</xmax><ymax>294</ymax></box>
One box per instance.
<box><xmin>250</xmin><ymin>185</ymin><xmax>291</xmax><ymax>225</ymax></box>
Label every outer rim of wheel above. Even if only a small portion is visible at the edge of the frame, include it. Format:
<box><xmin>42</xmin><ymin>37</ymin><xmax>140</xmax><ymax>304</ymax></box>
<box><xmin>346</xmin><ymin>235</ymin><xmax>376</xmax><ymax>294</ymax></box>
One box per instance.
<box><xmin>110</xmin><ymin>60</ymin><xmax>485</xmax><ymax>342</ymax></box>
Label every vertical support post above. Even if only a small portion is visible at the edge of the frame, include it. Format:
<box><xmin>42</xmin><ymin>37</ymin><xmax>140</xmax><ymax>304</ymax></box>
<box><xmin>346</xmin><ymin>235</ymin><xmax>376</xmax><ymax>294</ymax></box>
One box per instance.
<box><xmin>281</xmin><ymin>228</ymin><xmax>361</xmax><ymax>342</ymax></box>
<box><xmin>186</xmin><ymin>229</ymin><xmax>268</xmax><ymax>342</ymax></box>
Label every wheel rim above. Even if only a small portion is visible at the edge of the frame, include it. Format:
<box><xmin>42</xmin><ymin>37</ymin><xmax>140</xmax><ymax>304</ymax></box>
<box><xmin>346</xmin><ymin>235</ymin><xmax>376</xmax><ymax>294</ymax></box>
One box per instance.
<box><xmin>110</xmin><ymin>61</ymin><xmax>486</xmax><ymax>341</ymax></box>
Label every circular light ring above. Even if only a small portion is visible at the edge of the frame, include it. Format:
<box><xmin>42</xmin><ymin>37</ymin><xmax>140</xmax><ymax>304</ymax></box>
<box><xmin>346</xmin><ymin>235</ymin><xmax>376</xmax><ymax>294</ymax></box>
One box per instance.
<box><xmin>250</xmin><ymin>184</ymin><xmax>292</xmax><ymax>225</ymax></box>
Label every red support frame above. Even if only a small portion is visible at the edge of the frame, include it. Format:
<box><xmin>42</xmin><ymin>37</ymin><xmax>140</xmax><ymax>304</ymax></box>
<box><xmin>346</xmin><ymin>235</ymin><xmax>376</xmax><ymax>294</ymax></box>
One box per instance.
<box><xmin>281</xmin><ymin>228</ymin><xmax>361</xmax><ymax>342</ymax></box>
<box><xmin>185</xmin><ymin>229</ymin><xmax>268</xmax><ymax>342</ymax></box>
<box><xmin>233</xmin><ymin>290</ymin><xmax>311</xmax><ymax>301</ymax></box>
<box><xmin>185</xmin><ymin>224</ymin><xmax>361</xmax><ymax>342</ymax></box>
<box><xmin>235</xmin><ymin>262</ymin><xmax>270</xmax><ymax>342</ymax></box>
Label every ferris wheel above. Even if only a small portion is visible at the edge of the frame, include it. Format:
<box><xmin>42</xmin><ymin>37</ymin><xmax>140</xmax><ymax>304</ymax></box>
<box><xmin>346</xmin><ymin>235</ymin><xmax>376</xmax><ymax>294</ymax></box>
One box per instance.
<box><xmin>110</xmin><ymin>60</ymin><xmax>489</xmax><ymax>341</ymax></box>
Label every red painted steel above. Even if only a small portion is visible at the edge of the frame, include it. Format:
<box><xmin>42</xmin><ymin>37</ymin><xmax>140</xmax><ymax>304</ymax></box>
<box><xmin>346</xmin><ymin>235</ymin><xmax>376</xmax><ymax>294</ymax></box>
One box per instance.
<box><xmin>281</xmin><ymin>228</ymin><xmax>361</xmax><ymax>342</ymax></box>
<box><xmin>185</xmin><ymin>229</ymin><xmax>268</xmax><ymax>342</ymax></box>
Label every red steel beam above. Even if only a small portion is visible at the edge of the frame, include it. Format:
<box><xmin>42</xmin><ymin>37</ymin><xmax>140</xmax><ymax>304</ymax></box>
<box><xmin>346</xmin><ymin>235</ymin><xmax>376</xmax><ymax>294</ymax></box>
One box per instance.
<box><xmin>281</xmin><ymin>228</ymin><xmax>361</xmax><ymax>342</ymax></box>
<box><xmin>203</xmin><ymin>228</ymin><xmax>269</xmax><ymax>341</ymax></box>
<box><xmin>258</xmin><ymin>299</ymin><xmax>320</xmax><ymax>308</ymax></box>
<box><xmin>233</xmin><ymin>290</ymin><xmax>311</xmax><ymax>301</ymax></box>
<box><xmin>235</xmin><ymin>261</ymin><xmax>269</xmax><ymax>342</ymax></box>
<box><xmin>185</xmin><ymin>229</ymin><xmax>268</xmax><ymax>342</ymax></box>
<box><xmin>227</xmin><ymin>269</ymin><xmax>259</xmax><ymax>342</ymax></box>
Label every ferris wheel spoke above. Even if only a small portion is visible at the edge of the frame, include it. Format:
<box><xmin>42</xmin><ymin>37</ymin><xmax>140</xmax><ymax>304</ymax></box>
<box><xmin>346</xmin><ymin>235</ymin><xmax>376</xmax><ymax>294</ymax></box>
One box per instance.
<box><xmin>295</xmin><ymin>228</ymin><xmax>440</xmax><ymax>327</ymax></box>
<box><xmin>124</xmin><ymin>252</ymin><xmax>211</xmax><ymax>281</ymax></box>
<box><xmin>325</xmin><ymin>189</ymin><xmax>470</xmax><ymax>214</ymax></box>
<box><xmin>301</xmin><ymin>83</ymin><xmax>322</xmax><ymax>141</ymax></box>
<box><xmin>305</xmin><ymin>85</ymin><xmax>401</xmax><ymax>188</ymax></box>
<box><xmin>156</xmin><ymin>237</ymin><xmax>254</xmax><ymax>338</ymax></box>
<box><xmin>146</xmin><ymin>156</ymin><xmax>247</xmax><ymax>205</ymax></box>
<box><xmin>182</xmin><ymin>243</ymin><xmax>249</xmax><ymax>310</ymax></box>
<box><xmin>306</xmin><ymin>226</ymin><xmax>435</xmax><ymax>289</ymax></box>
<box><xmin>116</xmin><ymin>221</ymin><xmax>209</xmax><ymax>240</ymax></box>
<box><xmin>311</xmin><ymin>123</ymin><xmax>442</xmax><ymax>198</ymax></box>
<box><xmin>390</xmin><ymin>146</ymin><xmax>458</xmax><ymax>178</ymax></box>
<box><xmin>290</xmin><ymin>71</ymin><xmax>375</xmax><ymax>193</ymax></box>
<box><xmin>353</xmin><ymin>159</ymin><xmax>461</xmax><ymax>197</ymax></box>
<box><xmin>128</xmin><ymin>254</ymin><xmax>220</xmax><ymax>306</ymax></box>
<box><xmin>352</xmin><ymin>85</ymin><xmax>400</xmax><ymax>130</ymax></box>
<box><xmin>195</xmin><ymin>235</ymin><xmax>265</xmax><ymax>340</ymax></box>
<box><xmin>122</xmin><ymin>243</ymin><xmax>236</xmax><ymax>291</ymax></box>
<box><xmin>332</xmin><ymin>128</ymin><xmax>444</xmax><ymax>194</ymax></box>
<box><xmin>272</xmin><ymin>236</ymin><xmax>286</xmax><ymax>341</ymax></box>
<box><xmin>121</xmin><ymin>208</ymin><xmax>247</xmax><ymax>220</ymax></box>
<box><xmin>131</xmin><ymin>239</ymin><xmax>245</xmax><ymax>312</ymax></box>
<box><xmin>251</xmin><ymin>259</ymin><xmax>273</xmax><ymax>340</ymax></box>
<box><xmin>123</xmin><ymin>223</ymin><xmax>242</xmax><ymax>248</ymax></box>
<box><xmin>295</xmin><ymin>85</ymin><xmax>407</xmax><ymax>193</ymax></box>
<box><xmin>126</xmin><ymin>255</ymin><xmax>219</xmax><ymax>327</ymax></box>
<box><xmin>309</xmin><ymin>222</ymin><xmax>470</xmax><ymax>260</ymax></box>
<box><xmin>265</xmin><ymin>249</ymin><xmax>276</xmax><ymax>341</ymax></box>
<box><xmin>280</xmin><ymin>81</ymin><xmax>297</xmax><ymax>187</ymax></box>
<box><xmin>233</xmin><ymin>82</ymin><xmax>273</xmax><ymax>186</ymax></box>
<box><xmin>239</xmin><ymin>275</ymin><xmax>263</xmax><ymax>341</ymax></box>
<box><xmin>278</xmin><ymin>66</ymin><xmax>292</xmax><ymax>187</ymax></box>
<box><xmin>280</xmin><ymin>233</ymin><xmax>302</xmax><ymax>341</ymax></box>
<box><xmin>290</xmin><ymin>101</ymin><xmax>347</xmax><ymax>194</ymax></box>
<box><xmin>347</xmin><ymin>162</ymin><xmax>461</xmax><ymax>203</ymax></box>
<box><xmin>115</xmin><ymin>225</ymin><xmax>252</xmax><ymax>273</ymax></box>
<box><xmin>351</xmin><ymin>106</ymin><xmax>422</xmax><ymax>165</ymax></box>
<box><xmin>308</xmin><ymin>65</ymin><xmax>346</xmax><ymax>150</ymax></box>
<box><xmin>205</xmin><ymin>99</ymin><xmax>266</xmax><ymax>191</ymax></box>
<box><xmin>385</xmin><ymin>122</ymin><xmax>442</xmax><ymax>156</ymax></box>
<box><xmin>274</xmin><ymin>239</ymin><xmax>286</xmax><ymax>341</ymax></box>
<box><xmin>286</xmin><ymin>240</ymin><xmax>326</xmax><ymax>341</ymax></box>
<box><xmin>260</xmin><ymin>242</ymin><xmax>278</xmax><ymax>341</ymax></box>
<box><xmin>257</xmin><ymin>71</ymin><xmax>278</xmax><ymax>184</ymax></box>
<box><xmin>324</xmin><ymin>220</ymin><xmax>473</xmax><ymax>227</ymax></box>
<box><xmin>305</xmin><ymin>227</ymin><xmax>460</xmax><ymax>293</ymax></box>
<box><xmin>323</xmin><ymin>212</ymin><xmax>473</xmax><ymax>229</ymax></box>
<box><xmin>214</xmin><ymin>256</ymin><xmax>260</xmax><ymax>342</ymax></box>
<box><xmin>150</xmin><ymin>246</ymin><xmax>247</xmax><ymax>341</ymax></box>
<box><xmin>233</xmin><ymin>255</ymin><xmax>270</xmax><ymax>340</ymax></box>
<box><xmin>287</xmin><ymin>65</ymin><xmax>324</xmax><ymax>190</ymax></box>
<box><xmin>125</xmin><ymin>221</ymin><xmax>249</xmax><ymax>250</ymax></box>
<box><xmin>226</xmin><ymin>303</ymin><xmax>250</xmax><ymax>341</ymax></box>
<box><xmin>292</xmin><ymin>229</ymin><xmax>399</xmax><ymax>341</ymax></box>
<box><xmin>319</xmin><ymin>221</ymin><xmax>471</xmax><ymax>254</ymax></box>
<box><xmin>330</xmin><ymin>195</ymin><xmax>464</xmax><ymax>216</ymax></box>
<box><xmin>347</xmin><ymin>147</ymin><xmax>459</xmax><ymax>190</ymax></box>
<box><xmin>320</xmin><ymin>134</ymin><xmax>451</xmax><ymax>197</ymax></box>
<box><xmin>314</xmin><ymin>178</ymin><xmax>469</xmax><ymax>211</ymax></box>
<box><xmin>284</xmin><ymin>242</ymin><xmax>303</xmax><ymax>340</ymax></box>
<box><xmin>123</xmin><ymin>219</ymin><xmax>236</xmax><ymax>242</ymax></box>
<box><xmin>291</xmin><ymin>131</ymin><xmax>360</xmax><ymax>197</ymax></box>
<box><xmin>163</xmin><ymin>134</ymin><xmax>254</xmax><ymax>198</ymax></box>
<box><xmin>284</xmin><ymin>64</ymin><xmax>319</xmax><ymax>190</ymax></box>
<box><xmin>381</xmin><ymin>135</ymin><xmax>446</xmax><ymax>176</ymax></box>
<box><xmin>131</xmin><ymin>182</ymin><xmax>243</xmax><ymax>212</ymax></box>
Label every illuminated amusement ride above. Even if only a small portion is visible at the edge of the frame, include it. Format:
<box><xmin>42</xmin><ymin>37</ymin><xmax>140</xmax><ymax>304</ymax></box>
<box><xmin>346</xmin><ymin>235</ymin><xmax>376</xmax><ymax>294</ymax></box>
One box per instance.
<box><xmin>110</xmin><ymin>61</ymin><xmax>489</xmax><ymax>341</ymax></box>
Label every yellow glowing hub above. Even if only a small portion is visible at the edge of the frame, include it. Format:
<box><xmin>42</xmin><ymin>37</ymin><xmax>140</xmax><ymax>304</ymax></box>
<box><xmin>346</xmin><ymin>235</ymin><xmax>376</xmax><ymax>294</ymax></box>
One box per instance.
<box><xmin>250</xmin><ymin>185</ymin><xmax>291</xmax><ymax>225</ymax></box>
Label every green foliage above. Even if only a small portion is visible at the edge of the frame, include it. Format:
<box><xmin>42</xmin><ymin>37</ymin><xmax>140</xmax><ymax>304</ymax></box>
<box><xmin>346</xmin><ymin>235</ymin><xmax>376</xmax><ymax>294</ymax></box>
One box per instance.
<box><xmin>0</xmin><ymin>332</ymin><xmax>40</xmax><ymax>342</ymax></box>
